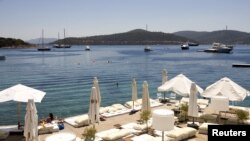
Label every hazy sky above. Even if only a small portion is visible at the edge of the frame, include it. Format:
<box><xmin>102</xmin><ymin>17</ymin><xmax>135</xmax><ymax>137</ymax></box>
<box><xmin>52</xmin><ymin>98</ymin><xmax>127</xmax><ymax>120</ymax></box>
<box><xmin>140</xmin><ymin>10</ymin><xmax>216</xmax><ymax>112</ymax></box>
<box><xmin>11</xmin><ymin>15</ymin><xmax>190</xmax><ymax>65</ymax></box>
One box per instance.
<box><xmin>0</xmin><ymin>0</ymin><xmax>249</xmax><ymax>40</ymax></box>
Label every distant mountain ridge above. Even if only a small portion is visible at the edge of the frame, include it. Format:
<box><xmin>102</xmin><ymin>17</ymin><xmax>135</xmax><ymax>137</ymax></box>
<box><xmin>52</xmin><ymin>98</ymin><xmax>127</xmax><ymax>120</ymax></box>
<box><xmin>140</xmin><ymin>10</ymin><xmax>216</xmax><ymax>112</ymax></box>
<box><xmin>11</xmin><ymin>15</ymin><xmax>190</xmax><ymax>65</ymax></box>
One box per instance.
<box><xmin>174</xmin><ymin>30</ymin><xmax>250</xmax><ymax>44</ymax></box>
<box><xmin>0</xmin><ymin>37</ymin><xmax>31</xmax><ymax>48</ymax></box>
<box><xmin>27</xmin><ymin>38</ymin><xmax>57</xmax><ymax>44</ymax></box>
<box><xmin>54</xmin><ymin>29</ymin><xmax>194</xmax><ymax>45</ymax></box>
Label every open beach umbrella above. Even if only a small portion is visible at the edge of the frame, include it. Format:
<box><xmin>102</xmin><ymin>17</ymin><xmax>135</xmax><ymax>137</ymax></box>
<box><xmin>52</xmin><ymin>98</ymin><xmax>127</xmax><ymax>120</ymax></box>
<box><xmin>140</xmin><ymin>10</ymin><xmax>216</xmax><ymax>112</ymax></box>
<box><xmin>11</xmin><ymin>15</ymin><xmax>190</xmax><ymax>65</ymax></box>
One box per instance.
<box><xmin>24</xmin><ymin>99</ymin><xmax>38</xmax><ymax>141</ymax></box>
<box><xmin>0</xmin><ymin>84</ymin><xmax>45</xmax><ymax>123</ymax></box>
<box><xmin>131</xmin><ymin>78</ymin><xmax>138</xmax><ymax>110</ymax></box>
<box><xmin>201</xmin><ymin>77</ymin><xmax>250</xmax><ymax>101</ymax></box>
<box><xmin>93</xmin><ymin>77</ymin><xmax>101</xmax><ymax>106</ymax></box>
<box><xmin>158</xmin><ymin>74</ymin><xmax>203</xmax><ymax>97</ymax></box>
<box><xmin>188</xmin><ymin>83</ymin><xmax>199</xmax><ymax>125</ymax></box>
<box><xmin>142</xmin><ymin>81</ymin><xmax>151</xmax><ymax>112</ymax></box>
<box><xmin>88</xmin><ymin>87</ymin><xmax>100</xmax><ymax>125</ymax></box>
<box><xmin>0</xmin><ymin>84</ymin><xmax>46</xmax><ymax>103</ymax></box>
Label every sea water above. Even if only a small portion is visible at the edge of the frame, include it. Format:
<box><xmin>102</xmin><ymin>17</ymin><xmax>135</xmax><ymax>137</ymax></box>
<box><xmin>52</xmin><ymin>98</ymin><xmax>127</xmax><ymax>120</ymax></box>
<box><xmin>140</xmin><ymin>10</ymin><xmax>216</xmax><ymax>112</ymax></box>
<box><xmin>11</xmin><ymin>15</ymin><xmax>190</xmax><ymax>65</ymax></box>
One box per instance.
<box><xmin>0</xmin><ymin>45</ymin><xmax>249</xmax><ymax>125</ymax></box>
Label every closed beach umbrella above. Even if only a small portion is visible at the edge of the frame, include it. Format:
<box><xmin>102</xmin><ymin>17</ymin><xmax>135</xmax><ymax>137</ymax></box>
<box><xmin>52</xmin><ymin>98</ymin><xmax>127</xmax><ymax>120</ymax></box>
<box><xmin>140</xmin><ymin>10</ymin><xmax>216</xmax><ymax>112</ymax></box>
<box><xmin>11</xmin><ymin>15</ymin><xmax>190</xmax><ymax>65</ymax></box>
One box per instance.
<box><xmin>162</xmin><ymin>69</ymin><xmax>168</xmax><ymax>85</ymax></box>
<box><xmin>24</xmin><ymin>99</ymin><xmax>38</xmax><ymax>141</ymax></box>
<box><xmin>88</xmin><ymin>87</ymin><xmax>100</xmax><ymax>124</ymax></box>
<box><xmin>158</xmin><ymin>74</ymin><xmax>203</xmax><ymax>97</ymax></box>
<box><xmin>142</xmin><ymin>81</ymin><xmax>151</xmax><ymax>112</ymax></box>
<box><xmin>201</xmin><ymin>77</ymin><xmax>250</xmax><ymax>101</ymax></box>
<box><xmin>93</xmin><ymin>77</ymin><xmax>101</xmax><ymax>106</ymax></box>
<box><xmin>131</xmin><ymin>78</ymin><xmax>138</xmax><ymax>110</ymax></box>
<box><xmin>188</xmin><ymin>83</ymin><xmax>199</xmax><ymax>124</ymax></box>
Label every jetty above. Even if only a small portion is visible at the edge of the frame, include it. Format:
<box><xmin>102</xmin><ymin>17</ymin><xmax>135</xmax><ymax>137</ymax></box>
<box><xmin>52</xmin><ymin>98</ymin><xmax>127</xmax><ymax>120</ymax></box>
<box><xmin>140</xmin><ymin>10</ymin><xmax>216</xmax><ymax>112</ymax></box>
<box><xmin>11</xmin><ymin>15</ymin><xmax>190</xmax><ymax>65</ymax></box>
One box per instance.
<box><xmin>0</xmin><ymin>56</ymin><xmax>6</xmax><ymax>60</ymax></box>
<box><xmin>232</xmin><ymin>63</ymin><xmax>250</xmax><ymax>68</ymax></box>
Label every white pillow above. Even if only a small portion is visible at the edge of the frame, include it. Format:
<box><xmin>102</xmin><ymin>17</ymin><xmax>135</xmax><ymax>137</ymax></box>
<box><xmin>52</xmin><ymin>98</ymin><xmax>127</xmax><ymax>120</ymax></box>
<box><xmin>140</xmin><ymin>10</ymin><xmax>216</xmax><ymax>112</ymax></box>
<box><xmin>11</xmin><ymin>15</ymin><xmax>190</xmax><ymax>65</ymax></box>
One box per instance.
<box><xmin>75</xmin><ymin>115</ymin><xmax>89</xmax><ymax>125</ymax></box>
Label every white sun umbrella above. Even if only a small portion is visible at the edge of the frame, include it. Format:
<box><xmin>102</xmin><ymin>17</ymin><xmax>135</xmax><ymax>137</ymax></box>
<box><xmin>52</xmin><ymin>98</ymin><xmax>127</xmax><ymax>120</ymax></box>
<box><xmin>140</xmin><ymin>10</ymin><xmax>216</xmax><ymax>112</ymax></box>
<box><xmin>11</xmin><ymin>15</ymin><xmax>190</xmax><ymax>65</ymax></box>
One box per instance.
<box><xmin>24</xmin><ymin>99</ymin><xmax>38</xmax><ymax>141</ymax></box>
<box><xmin>162</xmin><ymin>69</ymin><xmax>168</xmax><ymax>100</ymax></box>
<box><xmin>142</xmin><ymin>81</ymin><xmax>151</xmax><ymax>112</ymax></box>
<box><xmin>158</xmin><ymin>74</ymin><xmax>203</xmax><ymax>97</ymax></box>
<box><xmin>93</xmin><ymin>77</ymin><xmax>101</xmax><ymax>106</ymax></box>
<box><xmin>201</xmin><ymin>77</ymin><xmax>250</xmax><ymax>101</ymax></box>
<box><xmin>188</xmin><ymin>83</ymin><xmax>199</xmax><ymax>125</ymax></box>
<box><xmin>0</xmin><ymin>84</ymin><xmax>46</xmax><ymax>103</ymax></box>
<box><xmin>0</xmin><ymin>84</ymin><xmax>46</xmax><ymax>123</ymax></box>
<box><xmin>88</xmin><ymin>87</ymin><xmax>100</xmax><ymax>125</ymax></box>
<box><xmin>131</xmin><ymin>78</ymin><xmax>138</xmax><ymax>110</ymax></box>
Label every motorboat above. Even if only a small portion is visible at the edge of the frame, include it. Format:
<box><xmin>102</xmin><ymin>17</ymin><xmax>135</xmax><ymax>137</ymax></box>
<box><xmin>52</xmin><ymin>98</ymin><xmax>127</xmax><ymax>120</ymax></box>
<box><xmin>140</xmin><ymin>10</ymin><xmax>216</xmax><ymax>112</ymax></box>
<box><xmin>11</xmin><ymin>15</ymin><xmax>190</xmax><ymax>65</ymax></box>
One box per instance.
<box><xmin>204</xmin><ymin>42</ymin><xmax>232</xmax><ymax>53</ymax></box>
<box><xmin>188</xmin><ymin>42</ymin><xmax>199</xmax><ymax>46</ymax></box>
<box><xmin>144</xmin><ymin>46</ymin><xmax>152</xmax><ymax>52</ymax></box>
<box><xmin>85</xmin><ymin>45</ymin><xmax>90</xmax><ymax>51</ymax></box>
<box><xmin>181</xmin><ymin>43</ymin><xmax>189</xmax><ymax>50</ymax></box>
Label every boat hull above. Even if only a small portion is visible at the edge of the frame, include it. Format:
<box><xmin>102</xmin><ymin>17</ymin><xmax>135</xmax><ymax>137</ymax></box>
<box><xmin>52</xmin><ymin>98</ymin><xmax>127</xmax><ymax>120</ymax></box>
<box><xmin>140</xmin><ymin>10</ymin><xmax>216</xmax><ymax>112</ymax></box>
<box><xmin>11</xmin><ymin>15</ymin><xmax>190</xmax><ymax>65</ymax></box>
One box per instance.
<box><xmin>37</xmin><ymin>48</ymin><xmax>51</xmax><ymax>51</ymax></box>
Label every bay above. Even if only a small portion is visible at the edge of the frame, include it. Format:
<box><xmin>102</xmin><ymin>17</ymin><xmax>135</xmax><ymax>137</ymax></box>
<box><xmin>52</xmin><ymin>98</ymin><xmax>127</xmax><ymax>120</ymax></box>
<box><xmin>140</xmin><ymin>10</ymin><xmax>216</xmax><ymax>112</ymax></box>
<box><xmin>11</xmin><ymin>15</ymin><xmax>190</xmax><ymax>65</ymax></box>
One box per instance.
<box><xmin>0</xmin><ymin>45</ymin><xmax>249</xmax><ymax>125</ymax></box>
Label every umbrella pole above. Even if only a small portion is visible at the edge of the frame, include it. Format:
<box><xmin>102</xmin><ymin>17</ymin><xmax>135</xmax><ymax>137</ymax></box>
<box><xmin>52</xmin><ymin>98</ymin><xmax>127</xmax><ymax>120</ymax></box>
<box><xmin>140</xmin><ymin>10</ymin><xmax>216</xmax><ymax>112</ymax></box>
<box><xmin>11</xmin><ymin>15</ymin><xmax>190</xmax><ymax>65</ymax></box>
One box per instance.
<box><xmin>133</xmin><ymin>101</ymin><xmax>134</xmax><ymax>110</ymax></box>
<box><xmin>17</xmin><ymin>102</ymin><xmax>21</xmax><ymax>128</ymax></box>
<box><xmin>164</xmin><ymin>92</ymin><xmax>166</xmax><ymax>101</ymax></box>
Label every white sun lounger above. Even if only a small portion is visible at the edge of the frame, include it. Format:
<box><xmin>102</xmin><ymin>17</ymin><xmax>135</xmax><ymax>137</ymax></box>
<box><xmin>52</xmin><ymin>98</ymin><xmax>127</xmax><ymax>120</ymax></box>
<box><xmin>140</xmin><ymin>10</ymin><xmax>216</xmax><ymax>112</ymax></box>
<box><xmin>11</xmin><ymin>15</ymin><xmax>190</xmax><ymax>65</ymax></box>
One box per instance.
<box><xmin>131</xmin><ymin>134</ymin><xmax>175</xmax><ymax>141</ymax></box>
<box><xmin>155</xmin><ymin>126</ymin><xmax>197</xmax><ymax>141</ymax></box>
<box><xmin>0</xmin><ymin>125</ymin><xmax>23</xmax><ymax>133</ymax></box>
<box><xmin>100</xmin><ymin>104</ymin><xmax>131</xmax><ymax>118</ymax></box>
<box><xmin>64</xmin><ymin>114</ymin><xmax>89</xmax><ymax>128</ymax></box>
<box><xmin>96</xmin><ymin>128</ymin><xmax>132</xmax><ymax>141</ymax></box>
<box><xmin>38</xmin><ymin>123</ymin><xmax>59</xmax><ymax>134</ymax></box>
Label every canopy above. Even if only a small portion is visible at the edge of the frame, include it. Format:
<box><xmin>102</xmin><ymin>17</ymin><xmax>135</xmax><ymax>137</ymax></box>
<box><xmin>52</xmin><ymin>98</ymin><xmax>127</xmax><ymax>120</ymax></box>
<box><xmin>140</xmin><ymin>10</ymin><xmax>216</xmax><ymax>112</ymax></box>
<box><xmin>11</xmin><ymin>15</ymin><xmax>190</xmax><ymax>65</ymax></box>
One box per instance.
<box><xmin>88</xmin><ymin>87</ymin><xmax>100</xmax><ymax>124</ymax></box>
<box><xmin>0</xmin><ymin>84</ymin><xmax>46</xmax><ymax>103</ymax></box>
<box><xmin>93</xmin><ymin>77</ymin><xmax>101</xmax><ymax>105</ymax></box>
<box><xmin>158</xmin><ymin>74</ymin><xmax>203</xmax><ymax>97</ymax></box>
<box><xmin>24</xmin><ymin>99</ymin><xmax>38</xmax><ymax>141</ymax></box>
<box><xmin>142</xmin><ymin>81</ymin><xmax>151</xmax><ymax>112</ymax></box>
<box><xmin>188</xmin><ymin>83</ymin><xmax>199</xmax><ymax>118</ymax></box>
<box><xmin>201</xmin><ymin>77</ymin><xmax>250</xmax><ymax>101</ymax></box>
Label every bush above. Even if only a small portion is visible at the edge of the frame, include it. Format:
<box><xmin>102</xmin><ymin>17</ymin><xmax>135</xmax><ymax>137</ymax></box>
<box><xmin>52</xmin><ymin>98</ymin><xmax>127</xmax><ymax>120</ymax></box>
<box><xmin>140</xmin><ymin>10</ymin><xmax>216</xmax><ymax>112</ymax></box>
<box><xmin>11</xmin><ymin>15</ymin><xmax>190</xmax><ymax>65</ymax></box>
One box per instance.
<box><xmin>140</xmin><ymin>110</ymin><xmax>151</xmax><ymax>132</ymax></box>
<box><xmin>82</xmin><ymin>125</ymin><xmax>97</xmax><ymax>141</ymax></box>
<box><xmin>235</xmin><ymin>109</ymin><xmax>249</xmax><ymax>124</ymax></box>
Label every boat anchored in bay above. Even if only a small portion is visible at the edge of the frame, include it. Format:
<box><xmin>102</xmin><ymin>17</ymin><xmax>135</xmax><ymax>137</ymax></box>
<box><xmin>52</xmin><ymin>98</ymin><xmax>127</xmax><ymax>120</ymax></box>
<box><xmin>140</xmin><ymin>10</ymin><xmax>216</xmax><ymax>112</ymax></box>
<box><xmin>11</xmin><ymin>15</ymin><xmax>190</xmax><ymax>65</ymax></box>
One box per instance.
<box><xmin>204</xmin><ymin>42</ymin><xmax>233</xmax><ymax>53</ymax></box>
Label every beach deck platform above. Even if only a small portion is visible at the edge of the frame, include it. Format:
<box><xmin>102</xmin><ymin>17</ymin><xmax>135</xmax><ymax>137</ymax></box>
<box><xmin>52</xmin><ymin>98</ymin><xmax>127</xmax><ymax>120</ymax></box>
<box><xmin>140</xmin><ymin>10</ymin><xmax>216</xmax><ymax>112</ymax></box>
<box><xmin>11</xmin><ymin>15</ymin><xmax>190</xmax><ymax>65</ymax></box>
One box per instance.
<box><xmin>232</xmin><ymin>63</ymin><xmax>250</xmax><ymax>67</ymax></box>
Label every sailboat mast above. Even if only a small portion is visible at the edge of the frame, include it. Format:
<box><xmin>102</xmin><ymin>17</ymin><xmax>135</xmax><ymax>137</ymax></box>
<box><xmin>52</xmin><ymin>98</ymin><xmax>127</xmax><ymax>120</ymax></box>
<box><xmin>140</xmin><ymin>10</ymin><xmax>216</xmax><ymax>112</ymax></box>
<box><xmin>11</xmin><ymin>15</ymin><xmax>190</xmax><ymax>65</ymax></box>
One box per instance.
<box><xmin>42</xmin><ymin>29</ymin><xmax>44</xmax><ymax>48</ymax></box>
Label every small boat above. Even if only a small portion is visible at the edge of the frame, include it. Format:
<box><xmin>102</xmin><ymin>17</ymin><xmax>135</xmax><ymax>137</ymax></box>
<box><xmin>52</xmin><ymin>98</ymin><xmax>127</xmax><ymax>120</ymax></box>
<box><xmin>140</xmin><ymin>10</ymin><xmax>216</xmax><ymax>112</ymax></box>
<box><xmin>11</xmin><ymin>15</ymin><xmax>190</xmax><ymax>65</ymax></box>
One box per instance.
<box><xmin>181</xmin><ymin>43</ymin><xmax>189</xmax><ymax>50</ymax></box>
<box><xmin>188</xmin><ymin>42</ymin><xmax>199</xmax><ymax>46</ymax></box>
<box><xmin>37</xmin><ymin>29</ymin><xmax>51</xmax><ymax>51</ymax></box>
<box><xmin>144</xmin><ymin>46</ymin><xmax>152</xmax><ymax>52</ymax></box>
<box><xmin>204</xmin><ymin>42</ymin><xmax>232</xmax><ymax>53</ymax></box>
<box><xmin>85</xmin><ymin>46</ymin><xmax>90</xmax><ymax>51</ymax></box>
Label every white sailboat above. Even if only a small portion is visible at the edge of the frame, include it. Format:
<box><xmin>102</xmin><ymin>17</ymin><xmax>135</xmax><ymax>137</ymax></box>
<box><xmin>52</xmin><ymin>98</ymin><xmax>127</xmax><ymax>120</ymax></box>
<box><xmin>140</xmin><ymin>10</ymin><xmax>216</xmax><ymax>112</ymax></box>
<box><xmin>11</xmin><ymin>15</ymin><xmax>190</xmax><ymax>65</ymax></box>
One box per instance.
<box><xmin>37</xmin><ymin>29</ymin><xmax>51</xmax><ymax>51</ymax></box>
<box><xmin>54</xmin><ymin>29</ymin><xmax>71</xmax><ymax>48</ymax></box>
<box><xmin>144</xmin><ymin>24</ymin><xmax>152</xmax><ymax>52</ymax></box>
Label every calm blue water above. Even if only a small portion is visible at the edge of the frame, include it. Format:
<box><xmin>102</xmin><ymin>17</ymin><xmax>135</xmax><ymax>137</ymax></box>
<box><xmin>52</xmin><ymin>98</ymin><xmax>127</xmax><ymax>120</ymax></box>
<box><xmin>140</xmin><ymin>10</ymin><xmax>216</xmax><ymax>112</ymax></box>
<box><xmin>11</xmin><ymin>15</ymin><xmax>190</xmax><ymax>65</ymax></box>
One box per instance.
<box><xmin>0</xmin><ymin>45</ymin><xmax>250</xmax><ymax>125</ymax></box>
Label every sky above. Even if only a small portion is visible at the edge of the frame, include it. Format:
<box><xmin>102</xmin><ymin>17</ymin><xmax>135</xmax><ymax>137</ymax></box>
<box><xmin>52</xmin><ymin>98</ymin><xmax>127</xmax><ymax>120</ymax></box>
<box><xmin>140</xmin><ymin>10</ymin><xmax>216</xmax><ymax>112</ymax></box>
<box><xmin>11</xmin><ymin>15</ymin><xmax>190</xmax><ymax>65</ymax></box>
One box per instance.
<box><xmin>0</xmin><ymin>0</ymin><xmax>250</xmax><ymax>40</ymax></box>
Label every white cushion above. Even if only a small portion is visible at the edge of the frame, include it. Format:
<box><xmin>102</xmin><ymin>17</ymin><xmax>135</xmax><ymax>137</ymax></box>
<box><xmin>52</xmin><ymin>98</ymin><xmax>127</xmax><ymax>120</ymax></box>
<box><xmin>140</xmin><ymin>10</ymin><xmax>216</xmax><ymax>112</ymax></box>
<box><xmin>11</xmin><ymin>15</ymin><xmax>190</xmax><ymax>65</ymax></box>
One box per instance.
<box><xmin>101</xmin><ymin>129</ymin><xmax>131</xmax><ymax>141</ymax></box>
<box><xmin>197</xmin><ymin>99</ymin><xmax>209</xmax><ymax>105</ymax></box>
<box><xmin>75</xmin><ymin>115</ymin><xmax>89</xmax><ymax>125</ymax></box>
